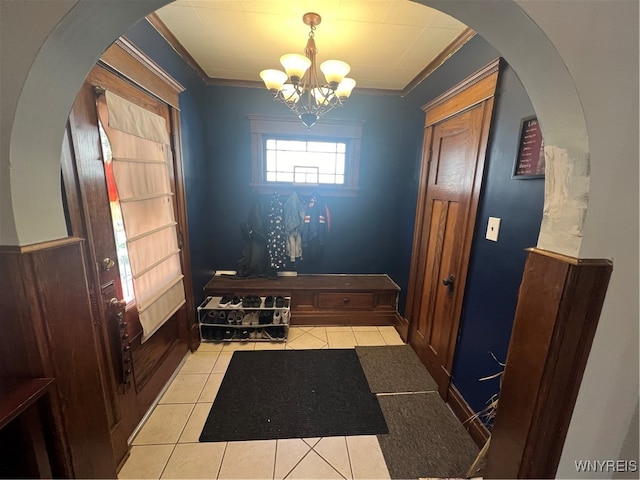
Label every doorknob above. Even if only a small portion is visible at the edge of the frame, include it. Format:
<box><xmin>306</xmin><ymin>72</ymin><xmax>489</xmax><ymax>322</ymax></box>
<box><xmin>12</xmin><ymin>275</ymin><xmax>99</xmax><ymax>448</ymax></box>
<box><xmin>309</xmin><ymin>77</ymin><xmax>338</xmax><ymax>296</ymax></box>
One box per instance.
<box><xmin>442</xmin><ymin>274</ymin><xmax>455</xmax><ymax>297</ymax></box>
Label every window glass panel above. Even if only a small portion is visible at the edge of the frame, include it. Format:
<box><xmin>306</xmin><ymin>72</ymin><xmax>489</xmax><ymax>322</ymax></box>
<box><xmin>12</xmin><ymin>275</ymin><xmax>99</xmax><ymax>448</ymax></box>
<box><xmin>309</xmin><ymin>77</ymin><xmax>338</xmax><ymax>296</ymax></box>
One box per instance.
<box><xmin>276</xmin><ymin>171</ymin><xmax>294</xmax><ymax>182</ymax></box>
<box><xmin>265</xmin><ymin>138</ymin><xmax>347</xmax><ymax>185</ymax></box>
<box><xmin>266</xmin><ymin>151</ymin><xmax>277</xmax><ymax>172</ymax></box>
<box><xmin>278</xmin><ymin>140</ymin><xmax>307</xmax><ymax>151</ymax></box>
<box><xmin>319</xmin><ymin>173</ymin><xmax>338</xmax><ymax>184</ymax></box>
<box><xmin>98</xmin><ymin>121</ymin><xmax>135</xmax><ymax>303</ymax></box>
<box><xmin>318</xmin><ymin>157</ymin><xmax>336</xmax><ymax>174</ymax></box>
<box><xmin>308</xmin><ymin>141</ymin><xmax>335</xmax><ymax>153</ymax></box>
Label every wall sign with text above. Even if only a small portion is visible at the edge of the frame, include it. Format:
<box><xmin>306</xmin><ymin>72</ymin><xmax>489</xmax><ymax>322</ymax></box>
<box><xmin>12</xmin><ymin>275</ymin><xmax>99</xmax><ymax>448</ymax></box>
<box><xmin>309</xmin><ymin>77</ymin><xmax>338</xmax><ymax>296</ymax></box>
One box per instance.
<box><xmin>513</xmin><ymin>116</ymin><xmax>545</xmax><ymax>179</ymax></box>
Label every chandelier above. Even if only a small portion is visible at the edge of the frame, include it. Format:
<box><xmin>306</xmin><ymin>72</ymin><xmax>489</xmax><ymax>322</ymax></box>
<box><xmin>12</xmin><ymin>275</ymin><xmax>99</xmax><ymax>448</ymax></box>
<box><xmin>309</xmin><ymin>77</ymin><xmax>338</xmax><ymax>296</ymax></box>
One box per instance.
<box><xmin>259</xmin><ymin>12</ymin><xmax>356</xmax><ymax>128</ymax></box>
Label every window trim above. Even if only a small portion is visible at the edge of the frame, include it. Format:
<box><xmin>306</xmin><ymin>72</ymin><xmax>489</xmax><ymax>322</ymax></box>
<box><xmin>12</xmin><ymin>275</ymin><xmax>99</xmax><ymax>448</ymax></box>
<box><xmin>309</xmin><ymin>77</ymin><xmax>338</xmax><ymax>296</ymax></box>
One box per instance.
<box><xmin>248</xmin><ymin>114</ymin><xmax>364</xmax><ymax>197</ymax></box>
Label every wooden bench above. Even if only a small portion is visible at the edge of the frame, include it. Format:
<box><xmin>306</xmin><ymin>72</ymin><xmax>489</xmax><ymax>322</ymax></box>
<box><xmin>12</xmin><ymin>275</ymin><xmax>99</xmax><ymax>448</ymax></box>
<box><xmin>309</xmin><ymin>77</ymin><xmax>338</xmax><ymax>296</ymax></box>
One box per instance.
<box><xmin>204</xmin><ymin>274</ymin><xmax>402</xmax><ymax>326</ymax></box>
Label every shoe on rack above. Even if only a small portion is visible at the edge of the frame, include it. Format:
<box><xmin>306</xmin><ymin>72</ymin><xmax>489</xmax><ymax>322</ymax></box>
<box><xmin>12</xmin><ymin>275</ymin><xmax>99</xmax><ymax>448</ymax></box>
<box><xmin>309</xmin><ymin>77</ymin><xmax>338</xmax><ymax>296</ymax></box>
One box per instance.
<box><xmin>259</xmin><ymin>311</ymin><xmax>272</xmax><ymax>325</ymax></box>
<box><xmin>277</xmin><ymin>326</ymin><xmax>286</xmax><ymax>339</ymax></box>
<box><xmin>216</xmin><ymin>310</ymin><xmax>227</xmax><ymax>325</ymax></box>
<box><xmin>223</xmin><ymin>328</ymin><xmax>233</xmax><ymax>340</ymax></box>
<box><xmin>201</xmin><ymin>326</ymin><xmax>214</xmax><ymax>340</ymax></box>
<box><xmin>272</xmin><ymin>310</ymin><xmax>282</xmax><ymax>325</ymax></box>
<box><xmin>275</xmin><ymin>296</ymin><xmax>285</xmax><ymax>308</ymax></box>
<box><xmin>213</xmin><ymin>327</ymin><xmax>225</xmax><ymax>341</ymax></box>
<box><xmin>240</xmin><ymin>329</ymin><xmax>250</xmax><ymax>340</ymax></box>
<box><xmin>264</xmin><ymin>295</ymin><xmax>275</xmax><ymax>308</ymax></box>
<box><xmin>218</xmin><ymin>294</ymin><xmax>234</xmax><ymax>307</ymax></box>
<box><xmin>262</xmin><ymin>327</ymin><xmax>277</xmax><ymax>340</ymax></box>
<box><xmin>230</xmin><ymin>296</ymin><xmax>242</xmax><ymax>307</ymax></box>
<box><xmin>281</xmin><ymin>309</ymin><xmax>291</xmax><ymax>325</ymax></box>
<box><xmin>235</xmin><ymin>310</ymin><xmax>245</xmax><ymax>325</ymax></box>
<box><xmin>205</xmin><ymin>311</ymin><xmax>217</xmax><ymax>324</ymax></box>
<box><xmin>238</xmin><ymin>312</ymin><xmax>256</xmax><ymax>325</ymax></box>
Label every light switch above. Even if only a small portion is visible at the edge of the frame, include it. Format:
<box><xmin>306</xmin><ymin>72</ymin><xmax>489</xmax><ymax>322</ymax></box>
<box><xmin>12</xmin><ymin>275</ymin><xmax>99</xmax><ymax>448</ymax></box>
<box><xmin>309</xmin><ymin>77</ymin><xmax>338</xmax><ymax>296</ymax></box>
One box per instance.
<box><xmin>486</xmin><ymin>217</ymin><xmax>501</xmax><ymax>242</ymax></box>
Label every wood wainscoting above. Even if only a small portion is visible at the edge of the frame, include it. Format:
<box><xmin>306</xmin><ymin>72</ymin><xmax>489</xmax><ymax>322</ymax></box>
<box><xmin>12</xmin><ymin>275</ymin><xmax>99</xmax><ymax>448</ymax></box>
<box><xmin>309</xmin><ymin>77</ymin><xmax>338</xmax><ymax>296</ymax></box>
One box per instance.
<box><xmin>0</xmin><ymin>238</ymin><xmax>117</xmax><ymax>479</ymax></box>
<box><xmin>483</xmin><ymin>247</ymin><xmax>612</xmax><ymax>478</ymax></box>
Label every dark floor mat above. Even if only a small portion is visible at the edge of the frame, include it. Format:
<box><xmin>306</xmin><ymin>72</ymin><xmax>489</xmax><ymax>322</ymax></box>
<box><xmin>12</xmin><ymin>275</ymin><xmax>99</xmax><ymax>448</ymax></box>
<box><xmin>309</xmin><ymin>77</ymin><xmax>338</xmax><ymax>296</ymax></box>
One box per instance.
<box><xmin>377</xmin><ymin>393</ymin><xmax>479</xmax><ymax>479</ymax></box>
<box><xmin>355</xmin><ymin>345</ymin><xmax>438</xmax><ymax>393</ymax></box>
<box><xmin>199</xmin><ymin>349</ymin><xmax>388</xmax><ymax>442</ymax></box>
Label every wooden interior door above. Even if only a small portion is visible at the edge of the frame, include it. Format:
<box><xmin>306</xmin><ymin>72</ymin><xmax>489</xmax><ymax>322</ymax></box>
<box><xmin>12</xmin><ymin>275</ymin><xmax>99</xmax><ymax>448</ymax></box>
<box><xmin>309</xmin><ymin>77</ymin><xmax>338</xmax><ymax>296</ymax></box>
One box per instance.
<box><xmin>406</xmin><ymin>60</ymin><xmax>500</xmax><ymax>399</ymax></box>
<box><xmin>61</xmin><ymin>41</ymin><xmax>194</xmax><ymax>469</ymax></box>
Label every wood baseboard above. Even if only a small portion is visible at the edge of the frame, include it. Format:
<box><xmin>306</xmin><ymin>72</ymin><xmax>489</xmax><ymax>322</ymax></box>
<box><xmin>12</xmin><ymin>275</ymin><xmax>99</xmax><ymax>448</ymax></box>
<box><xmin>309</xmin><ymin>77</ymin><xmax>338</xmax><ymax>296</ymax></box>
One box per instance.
<box><xmin>394</xmin><ymin>316</ymin><xmax>410</xmax><ymax>343</ymax></box>
<box><xmin>447</xmin><ymin>383</ymin><xmax>491</xmax><ymax>449</ymax></box>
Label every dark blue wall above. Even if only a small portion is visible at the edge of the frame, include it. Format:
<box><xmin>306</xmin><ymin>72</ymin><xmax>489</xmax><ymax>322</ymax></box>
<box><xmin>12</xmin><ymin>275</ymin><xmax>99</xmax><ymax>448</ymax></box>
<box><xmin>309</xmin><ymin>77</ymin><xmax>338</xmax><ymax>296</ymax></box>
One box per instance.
<box><xmin>202</xmin><ymin>85</ymin><xmax>406</xmax><ymax>280</ymax></box>
<box><xmin>124</xmin><ymin>21</ymin><xmax>543</xmax><ymax>420</ymax></box>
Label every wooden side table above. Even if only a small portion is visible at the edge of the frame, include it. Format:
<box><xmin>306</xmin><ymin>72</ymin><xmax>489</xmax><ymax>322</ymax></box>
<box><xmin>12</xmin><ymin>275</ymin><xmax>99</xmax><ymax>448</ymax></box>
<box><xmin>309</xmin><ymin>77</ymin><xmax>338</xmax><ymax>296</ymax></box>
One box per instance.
<box><xmin>0</xmin><ymin>378</ymin><xmax>55</xmax><ymax>478</ymax></box>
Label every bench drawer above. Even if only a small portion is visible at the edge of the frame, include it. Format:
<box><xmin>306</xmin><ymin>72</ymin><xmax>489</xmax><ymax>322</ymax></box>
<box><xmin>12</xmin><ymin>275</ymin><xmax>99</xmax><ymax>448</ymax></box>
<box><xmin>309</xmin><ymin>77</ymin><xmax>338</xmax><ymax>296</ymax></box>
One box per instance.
<box><xmin>318</xmin><ymin>293</ymin><xmax>375</xmax><ymax>309</ymax></box>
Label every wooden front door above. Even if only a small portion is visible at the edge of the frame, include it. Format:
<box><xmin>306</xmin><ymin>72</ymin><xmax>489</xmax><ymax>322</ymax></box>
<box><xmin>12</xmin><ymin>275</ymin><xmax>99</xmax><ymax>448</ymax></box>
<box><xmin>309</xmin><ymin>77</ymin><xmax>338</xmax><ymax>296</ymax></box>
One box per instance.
<box><xmin>60</xmin><ymin>40</ymin><xmax>195</xmax><ymax>469</ymax></box>
<box><xmin>406</xmin><ymin>60</ymin><xmax>500</xmax><ymax>398</ymax></box>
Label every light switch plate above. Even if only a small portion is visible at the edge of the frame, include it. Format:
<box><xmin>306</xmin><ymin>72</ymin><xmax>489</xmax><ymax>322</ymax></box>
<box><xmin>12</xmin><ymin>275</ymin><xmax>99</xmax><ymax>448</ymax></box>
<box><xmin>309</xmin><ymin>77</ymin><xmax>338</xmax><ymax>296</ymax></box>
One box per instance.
<box><xmin>486</xmin><ymin>217</ymin><xmax>501</xmax><ymax>241</ymax></box>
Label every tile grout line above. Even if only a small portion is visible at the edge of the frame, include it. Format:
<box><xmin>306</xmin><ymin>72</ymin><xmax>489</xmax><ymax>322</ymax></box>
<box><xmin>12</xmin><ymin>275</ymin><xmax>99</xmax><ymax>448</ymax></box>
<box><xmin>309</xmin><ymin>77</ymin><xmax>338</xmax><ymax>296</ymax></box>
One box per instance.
<box><xmin>344</xmin><ymin>436</ymin><xmax>355</xmax><ymax>480</ymax></box>
<box><xmin>310</xmin><ymin>438</ymin><xmax>350</xmax><ymax>480</ymax></box>
<box><xmin>156</xmin><ymin>443</ymin><xmax>178</xmax><ymax>480</ymax></box>
<box><xmin>281</xmin><ymin>440</ymin><xmax>315</xmax><ymax>480</ymax></box>
<box><xmin>272</xmin><ymin>439</ymin><xmax>278</xmax><ymax>480</ymax></box>
<box><xmin>172</xmin><ymin>402</ymin><xmax>197</xmax><ymax>446</ymax></box>
<box><xmin>215</xmin><ymin>441</ymin><xmax>229</xmax><ymax>480</ymax></box>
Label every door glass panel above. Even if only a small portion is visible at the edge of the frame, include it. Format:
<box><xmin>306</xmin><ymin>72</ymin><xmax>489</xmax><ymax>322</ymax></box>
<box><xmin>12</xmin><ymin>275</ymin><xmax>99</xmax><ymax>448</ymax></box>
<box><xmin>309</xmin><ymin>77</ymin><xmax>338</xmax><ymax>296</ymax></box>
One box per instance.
<box><xmin>98</xmin><ymin>121</ymin><xmax>135</xmax><ymax>303</ymax></box>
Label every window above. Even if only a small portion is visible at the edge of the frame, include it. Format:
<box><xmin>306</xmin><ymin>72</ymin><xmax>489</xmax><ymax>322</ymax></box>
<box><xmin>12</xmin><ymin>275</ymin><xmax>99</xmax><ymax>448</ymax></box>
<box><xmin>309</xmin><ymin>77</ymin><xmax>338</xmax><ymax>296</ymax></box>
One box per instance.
<box><xmin>249</xmin><ymin>115</ymin><xmax>364</xmax><ymax>197</ymax></box>
<box><xmin>265</xmin><ymin>139</ymin><xmax>346</xmax><ymax>185</ymax></box>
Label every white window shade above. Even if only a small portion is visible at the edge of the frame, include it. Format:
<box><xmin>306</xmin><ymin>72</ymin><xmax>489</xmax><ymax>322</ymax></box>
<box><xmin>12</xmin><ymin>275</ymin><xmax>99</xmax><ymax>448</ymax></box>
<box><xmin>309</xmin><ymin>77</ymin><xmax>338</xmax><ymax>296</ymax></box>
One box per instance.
<box><xmin>98</xmin><ymin>90</ymin><xmax>185</xmax><ymax>343</ymax></box>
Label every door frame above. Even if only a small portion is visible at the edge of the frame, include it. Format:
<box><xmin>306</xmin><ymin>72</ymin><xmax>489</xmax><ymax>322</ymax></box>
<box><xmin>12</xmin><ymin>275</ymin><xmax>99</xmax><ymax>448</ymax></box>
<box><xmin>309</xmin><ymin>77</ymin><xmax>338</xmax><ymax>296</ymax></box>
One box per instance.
<box><xmin>405</xmin><ymin>58</ymin><xmax>501</xmax><ymax>397</ymax></box>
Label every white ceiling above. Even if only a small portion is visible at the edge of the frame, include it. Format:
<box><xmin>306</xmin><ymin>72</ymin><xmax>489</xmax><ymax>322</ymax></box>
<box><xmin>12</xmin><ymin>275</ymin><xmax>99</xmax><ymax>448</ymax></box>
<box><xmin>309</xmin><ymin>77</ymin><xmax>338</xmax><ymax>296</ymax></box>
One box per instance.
<box><xmin>154</xmin><ymin>0</ymin><xmax>471</xmax><ymax>91</ymax></box>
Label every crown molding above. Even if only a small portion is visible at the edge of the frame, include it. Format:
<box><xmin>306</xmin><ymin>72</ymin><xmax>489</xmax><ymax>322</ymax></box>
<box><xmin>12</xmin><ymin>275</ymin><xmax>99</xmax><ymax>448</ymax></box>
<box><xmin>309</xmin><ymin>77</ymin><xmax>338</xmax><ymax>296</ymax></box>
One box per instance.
<box><xmin>146</xmin><ymin>14</ymin><xmax>476</xmax><ymax>97</ymax></box>
<box><xmin>402</xmin><ymin>27</ymin><xmax>476</xmax><ymax>97</ymax></box>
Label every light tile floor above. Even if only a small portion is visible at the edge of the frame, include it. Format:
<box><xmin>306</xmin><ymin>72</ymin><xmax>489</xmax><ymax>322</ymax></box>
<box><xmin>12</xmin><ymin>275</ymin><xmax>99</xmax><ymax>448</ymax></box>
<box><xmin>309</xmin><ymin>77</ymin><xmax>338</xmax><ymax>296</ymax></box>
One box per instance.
<box><xmin>119</xmin><ymin>326</ymin><xmax>404</xmax><ymax>479</ymax></box>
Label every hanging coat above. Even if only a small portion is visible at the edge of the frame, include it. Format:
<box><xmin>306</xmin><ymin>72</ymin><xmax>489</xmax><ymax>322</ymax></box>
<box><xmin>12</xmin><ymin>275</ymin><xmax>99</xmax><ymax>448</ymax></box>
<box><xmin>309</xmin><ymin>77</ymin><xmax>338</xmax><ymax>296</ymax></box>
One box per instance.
<box><xmin>301</xmin><ymin>194</ymin><xmax>330</xmax><ymax>263</ymax></box>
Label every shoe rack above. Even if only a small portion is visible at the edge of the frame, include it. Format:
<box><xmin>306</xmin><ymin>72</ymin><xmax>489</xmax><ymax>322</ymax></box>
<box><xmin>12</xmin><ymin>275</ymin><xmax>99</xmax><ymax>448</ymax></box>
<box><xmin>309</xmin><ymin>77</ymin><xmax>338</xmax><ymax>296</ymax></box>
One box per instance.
<box><xmin>197</xmin><ymin>295</ymin><xmax>291</xmax><ymax>342</ymax></box>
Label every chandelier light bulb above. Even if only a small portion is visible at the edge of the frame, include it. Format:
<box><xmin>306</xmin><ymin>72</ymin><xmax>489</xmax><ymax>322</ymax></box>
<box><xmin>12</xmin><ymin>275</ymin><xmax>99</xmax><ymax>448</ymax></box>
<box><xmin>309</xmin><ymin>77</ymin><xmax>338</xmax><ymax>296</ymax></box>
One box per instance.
<box><xmin>280</xmin><ymin>84</ymin><xmax>300</xmax><ymax>104</ymax></box>
<box><xmin>335</xmin><ymin>78</ymin><xmax>356</xmax><ymax>99</ymax></box>
<box><xmin>320</xmin><ymin>60</ymin><xmax>351</xmax><ymax>87</ymax></box>
<box><xmin>280</xmin><ymin>54</ymin><xmax>311</xmax><ymax>83</ymax></box>
<box><xmin>311</xmin><ymin>87</ymin><xmax>333</xmax><ymax>106</ymax></box>
<box><xmin>259</xmin><ymin>69</ymin><xmax>288</xmax><ymax>92</ymax></box>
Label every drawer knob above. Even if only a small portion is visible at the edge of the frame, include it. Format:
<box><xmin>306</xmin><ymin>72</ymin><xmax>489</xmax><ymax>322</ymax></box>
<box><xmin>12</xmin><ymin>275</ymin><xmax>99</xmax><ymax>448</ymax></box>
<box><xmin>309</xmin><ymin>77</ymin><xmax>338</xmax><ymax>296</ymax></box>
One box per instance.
<box><xmin>343</xmin><ymin>297</ymin><xmax>350</xmax><ymax>303</ymax></box>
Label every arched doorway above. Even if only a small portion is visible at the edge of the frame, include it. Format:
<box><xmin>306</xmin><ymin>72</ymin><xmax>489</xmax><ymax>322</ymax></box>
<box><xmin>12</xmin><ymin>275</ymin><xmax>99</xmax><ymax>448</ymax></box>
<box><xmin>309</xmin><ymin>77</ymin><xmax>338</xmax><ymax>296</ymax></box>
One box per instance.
<box><xmin>3</xmin><ymin>0</ymin><xmax>590</xmax><ymax>253</ymax></box>
<box><xmin>1</xmin><ymin>1</ymin><xmax>636</xmax><ymax>478</ymax></box>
